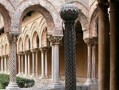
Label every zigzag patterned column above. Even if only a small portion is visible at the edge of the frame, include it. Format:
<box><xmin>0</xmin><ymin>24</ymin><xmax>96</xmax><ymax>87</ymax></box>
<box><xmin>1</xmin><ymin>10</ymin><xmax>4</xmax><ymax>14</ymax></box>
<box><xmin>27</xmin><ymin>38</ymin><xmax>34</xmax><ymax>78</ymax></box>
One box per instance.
<box><xmin>60</xmin><ymin>4</ymin><xmax>79</xmax><ymax>90</ymax></box>
<box><xmin>6</xmin><ymin>33</ymin><xmax>19</xmax><ymax>90</ymax></box>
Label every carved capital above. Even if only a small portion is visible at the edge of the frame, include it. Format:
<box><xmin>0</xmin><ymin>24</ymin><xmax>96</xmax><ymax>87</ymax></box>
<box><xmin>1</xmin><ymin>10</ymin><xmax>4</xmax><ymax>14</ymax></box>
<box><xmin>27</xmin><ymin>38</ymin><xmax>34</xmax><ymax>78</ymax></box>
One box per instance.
<box><xmin>84</xmin><ymin>38</ymin><xmax>94</xmax><ymax>46</ymax></box>
<box><xmin>48</xmin><ymin>36</ymin><xmax>62</xmax><ymax>46</ymax></box>
<box><xmin>7</xmin><ymin>33</ymin><xmax>19</xmax><ymax>44</ymax></box>
<box><xmin>40</xmin><ymin>47</ymin><xmax>48</xmax><ymax>52</ymax></box>
<box><xmin>60</xmin><ymin>3</ymin><xmax>79</xmax><ymax>21</ymax></box>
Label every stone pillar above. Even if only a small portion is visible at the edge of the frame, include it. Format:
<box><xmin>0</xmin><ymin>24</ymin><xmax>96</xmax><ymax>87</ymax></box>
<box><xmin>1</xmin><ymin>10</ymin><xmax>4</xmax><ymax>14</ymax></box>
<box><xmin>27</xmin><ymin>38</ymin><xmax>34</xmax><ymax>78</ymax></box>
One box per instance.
<box><xmin>98</xmin><ymin>2</ymin><xmax>110</xmax><ymax>90</ymax></box>
<box><xmin>35</xmin><ymin>50</ymin><xmax>38</xmax><ymax>77</ymax></box>
<box><xmin>4</xmin><ymin>56</ymin><xmax>7</xmax><ymax>73</ymax></box>
<box><xmin>18</xmin><ymin>54</ymin><xmax>21</xmax><ymax>75</ymax></box>
<box><xmin>40</xmin><ymin>48</ymin><xmax>45</xmax><ymax>78</ymax></box>
<box><xmin>1</xmin><ymin>57</ymin><xmax>3</xmax><ymax>73</ymax></box>
<box><xmin>31</xmin><ymin>50</ymin><xmax>35</xmax><ymax>77</ymax></box>
<box><xmin>60</xmin><ymin>4</ymin><xmax>78</xmax><ymax>90</ymax></box>
<box><xmin>84</xmin><ymin>39</ymin><xmax>93</xmax><ymax>86</ymax></box>
<box><xmin>28</xmin><ymin>52</ymin><xmax>31</xmax><ymax>76</ymax></box>
<box><xmin>45</xmin><ymin>49</ymin><xmax>48</xmax><ymax>78</ymax></box>
<box><xmin>92</xmin><ymin>38</ymin><xmax>98</xmax><ymax>85</ymax></box>
<box><xmin>48</xmin><ymin>36</ymin><xmax>62</xmax><ymax>88</ymax></box>
<box><xmin>6</xmin><ymin>55</ymin><xmax>10</xmax><ymax>74</ymax></box>
<box><xmin>25</xmin><ymin>52</ymin><xmax>28</xmax><ymax>76</ymax></box>
<box><xmin>6</xmin><ymin>33</ymin><xmax>19</xmax><ymax>90</ymax></box>
<box><xmin>110</xmin><ymin>1</ymin><xmax>119</xmax><ymax>90</ymax></box>
<box><xmin>21</xmin><ymin>53</ymin><xmax>24</xmax><ymax>75</ymax></box>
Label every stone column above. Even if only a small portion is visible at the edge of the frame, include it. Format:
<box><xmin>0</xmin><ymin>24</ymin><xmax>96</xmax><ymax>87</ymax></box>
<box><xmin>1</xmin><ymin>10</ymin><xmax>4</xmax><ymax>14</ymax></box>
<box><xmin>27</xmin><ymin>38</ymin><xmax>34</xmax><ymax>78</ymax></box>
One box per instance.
<box><xmin>110</xmin><ymin>1</ymin><xmax>119</xmax><ymax>90</ymax></box>
<box><xmin>24</xmin><ymin>52</ymin><xmax>28</xmax><ymax>76</ymax></box>
<box><xmin>28</xmin><ymin>52</ymin><xmax>31</xmax><ymax>76</ymax></box>
<box><xmin>1</xmin><ymin>56</ymin><xmax>3</xmax><ymax>73</ymax></box>
<box><xmin>84</xmin><ymin>39</ymin><xmax>93</xmax><ymax>86</ymax></box>
<box><xmin>31</xmin><ymin>50</ymin><xmax>35</xmax><ymax>77</ymax></box>
<box><xmin>21</xmin><ymin>53</ymin><xmax>24</xmax><ymax>75</ymax></box>
<box><xmin>92</xmin><ymin>38</ymin><xmax>98</xmax><ymax>85</ymax></box>
<box><xmin>6</xmin><ymin>33</ymin><xmax>19</xmax><ymax>90</ymax></box>
<box><xmin>7</xmin><ymin>55</ymin><xmax>10</xmax><ymax>74</ymax></box>
<box><xmin>4</xmin><ymin>56</ymin><xmax>7</xmax><ymax>73</ymax></box>
<box><xmin>60</xmin><ymin>4</ymin><xmax>78</xmax><ymax>90</ymax></box>
<box><xmin>98</xmin><ymin>2</ymin><xmax>110</xmax><ymax>90</ymax></box>
<box><xmin>48</xmin><ymin>36</ymin><xmax>62</xmax><ymax>88</ymax></box>
<box><xmin>45</xmin><ymin>49</ymin><xmax>48</xmax><ymax>78</ymax></box>
<box><xmin>18</xmin><ymin>54</ymin><xmax>21</xmax><ymax>75</ymax></box>
<box><xmin>40</xmin><ymin>48</ymin><xmax>45</xmax><ymax>78</ymax></box>
<box><xmin>35</xmin><ymin>50</ymin><xmax>38</xmax><ymax>77</ymax></box>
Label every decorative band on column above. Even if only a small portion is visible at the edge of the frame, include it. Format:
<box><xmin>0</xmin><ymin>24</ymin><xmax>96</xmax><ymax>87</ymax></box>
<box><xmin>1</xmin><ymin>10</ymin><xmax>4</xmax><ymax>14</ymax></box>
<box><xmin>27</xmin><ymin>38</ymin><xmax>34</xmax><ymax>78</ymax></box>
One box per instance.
<box><xmin>60</xmin><ymin>3</ymin><xmax>79</xmax><ymax>90</ymax></box>
<box><xmin>6</xmin><ymin>33</ymin><xmax>19</xmax><ymax>89</ymax></box>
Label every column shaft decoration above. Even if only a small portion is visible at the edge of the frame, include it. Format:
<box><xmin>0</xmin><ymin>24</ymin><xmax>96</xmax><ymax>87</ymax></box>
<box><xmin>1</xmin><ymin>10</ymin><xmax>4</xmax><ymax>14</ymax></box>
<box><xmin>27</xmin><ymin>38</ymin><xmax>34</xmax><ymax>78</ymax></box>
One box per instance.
<box><xmin>6</xmin><ymin>33</ymin><xmax>19</xmax><ymax>89</ymax></box>
<box><xmin>60</xmin><ymin>4</ymin><xmax>79</xmax><ymax>90</ymax></box>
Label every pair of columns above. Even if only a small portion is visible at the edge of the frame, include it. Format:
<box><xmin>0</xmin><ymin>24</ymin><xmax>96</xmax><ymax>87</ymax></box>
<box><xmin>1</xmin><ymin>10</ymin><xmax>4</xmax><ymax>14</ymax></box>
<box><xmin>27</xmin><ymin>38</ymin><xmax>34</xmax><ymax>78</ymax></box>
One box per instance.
<box><xmin>40</xmin><ymin>48</ymin><xmax>48</xmax><ymax>78</ymax></box>
<box><xmin>31</xmin><ymin>48</ymin><xmax>48</xmax><ymax>78</ymax></box>
<box><xmin>84</xmin><ymin>38</ymin><xmax>97</xmax><ymax>86</ymax></box>
<box><xmin>0</xmin><ymin>55</ymin><xmax>9</xmax><ymax>74</ymax></box>
<box><xmin>18</xmin><ymin>51</ymin><xmax>31</xmax><ymax>76</ymax></box>
<box><xmin>17</xmin><ymin>48</ymin><xmax>48</xmax><ymax>78</ymax></box>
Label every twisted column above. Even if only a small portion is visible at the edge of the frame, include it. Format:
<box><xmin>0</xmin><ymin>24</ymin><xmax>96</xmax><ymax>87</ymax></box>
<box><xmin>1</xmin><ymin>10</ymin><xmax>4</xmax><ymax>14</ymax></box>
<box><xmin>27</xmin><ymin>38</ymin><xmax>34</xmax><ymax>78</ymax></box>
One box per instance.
<box><xmin>60</xmin><ymin>4</ymin><xmax>78</xmax><ymax>90</ymax></box>
<box><xmin>6</xmin><ymin>33</ymin><xmax>19</xmax><ymax>89</ymax></box>
<box><xmin>97</xmin><ymin>2</ymin><xmax>110</xmax><ymax>90</ymax></box>
<box><xmin>110</xmin><ymin>1</ymin><xmax>119</xmax><ymax>90</ymax></box>
<box><xmin>48</xmin><ymin>36</ymin><xmax>62</xmax><ymax>88</ymax></box>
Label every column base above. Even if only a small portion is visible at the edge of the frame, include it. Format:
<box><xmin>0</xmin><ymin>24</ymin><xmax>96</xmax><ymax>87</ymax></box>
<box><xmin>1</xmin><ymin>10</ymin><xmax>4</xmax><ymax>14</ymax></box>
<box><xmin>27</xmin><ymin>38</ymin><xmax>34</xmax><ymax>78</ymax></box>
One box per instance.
<box><xmin>31</xmin><ymin>74</ymin><xmax>35</xmax><ymax>78</ymax></box>
<box><xmin>6</xmin><ymin>82</ymin><xmax>19</xmax><ymax>90</ymax></box>
<box><xmin>39</xmin><ymin>75</ymin><xmax>45</xmax><ymax>79</ymax></box>
<box><xmin>51</xmin><ymin>82</ymin><xmax>63</xmax><ymax>89</ymax></box>
<box><xmin>92</xmin><ymin>78</ymin><xmax>98</xmax><ymax>85</ymax></box>
<box><xmin>84</xmin><ymin>78</ymin><xmax>93</xmax><ymax>86</ymax></box>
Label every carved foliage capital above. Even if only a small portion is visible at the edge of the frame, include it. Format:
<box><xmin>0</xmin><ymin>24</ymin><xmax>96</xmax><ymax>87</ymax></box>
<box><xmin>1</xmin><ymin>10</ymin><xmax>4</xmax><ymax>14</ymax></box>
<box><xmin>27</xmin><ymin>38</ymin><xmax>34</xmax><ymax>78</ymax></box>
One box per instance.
<box><xmin>48</xmin><ymin>36</ymin><xmax>62</xmax><ymax>46</ymax></box>
<box><xmin>84</xmin><ymin>38</ymin><xmax>98</xmax><ymax>46</ymax></box>
<box><xmin>7</xmin><ymin>33</ymin><xmax>19</xmax><ymax>44</ymax></box>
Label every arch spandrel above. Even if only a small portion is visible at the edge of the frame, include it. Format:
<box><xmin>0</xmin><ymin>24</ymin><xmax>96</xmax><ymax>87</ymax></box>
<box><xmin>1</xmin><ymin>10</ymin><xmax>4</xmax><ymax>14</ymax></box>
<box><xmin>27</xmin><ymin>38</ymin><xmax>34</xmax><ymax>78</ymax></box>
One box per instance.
<box><xmin>15</xmin><ymin>0</ymin><xmax>62</xmax><ymax>36</ymax></box>
<box><xmin>0</xmin><ymin>3</ymin><xmax>11</xmax><ymax>32</ymax></box>
<box><xmin>89</xmin><ymin>8</ymin><xmax>98</xmax><ymax>38</ymax></box>
<box><xmin>67</xmin><ymin>1</ymin><xmax>89</xmax><ymax>31</ymax></box>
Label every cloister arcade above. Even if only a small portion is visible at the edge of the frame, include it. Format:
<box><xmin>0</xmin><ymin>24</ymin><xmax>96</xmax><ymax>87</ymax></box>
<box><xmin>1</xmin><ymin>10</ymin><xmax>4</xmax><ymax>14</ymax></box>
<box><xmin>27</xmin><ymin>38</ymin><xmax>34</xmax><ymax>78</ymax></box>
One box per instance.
<box><xmin>0</xmin><ymin>0</ymin><xmax>118</xmax><ymax>90</ymax></box>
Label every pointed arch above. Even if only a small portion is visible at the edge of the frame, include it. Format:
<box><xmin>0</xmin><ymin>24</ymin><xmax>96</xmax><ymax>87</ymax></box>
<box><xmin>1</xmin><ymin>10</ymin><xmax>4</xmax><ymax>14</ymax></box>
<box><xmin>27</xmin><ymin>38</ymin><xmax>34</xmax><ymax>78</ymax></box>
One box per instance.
<box><xmin>32</xmin><ymin>31</ymin><xmax>39</xmax><ymax>49</ymax></box>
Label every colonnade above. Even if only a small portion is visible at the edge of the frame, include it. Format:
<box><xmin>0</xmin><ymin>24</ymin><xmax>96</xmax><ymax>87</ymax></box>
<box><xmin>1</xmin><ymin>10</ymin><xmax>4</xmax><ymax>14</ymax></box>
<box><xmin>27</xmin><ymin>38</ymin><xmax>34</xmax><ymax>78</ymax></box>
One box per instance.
<box><xmin>0</xmin><ymin>55</ymin><xmax>9</xmax><ymax>74</ymax></box>
<box><xmin>17</xmin><ymin>48</ymin><xmax>48</xmax><ymax>79</ymax></box>
<box><xmin>84</xmin><ymin>38</ymin><xmax>97</xmax><ymax>86</ymax></box>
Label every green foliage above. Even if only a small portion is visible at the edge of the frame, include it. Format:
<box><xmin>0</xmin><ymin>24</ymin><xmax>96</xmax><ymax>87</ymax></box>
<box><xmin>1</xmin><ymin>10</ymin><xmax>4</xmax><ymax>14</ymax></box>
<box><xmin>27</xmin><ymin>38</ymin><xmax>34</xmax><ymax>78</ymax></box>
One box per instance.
<box><xmin>0</xmin><ymin>74</ymin><xmax>34</xmax><ymax>89</ymax></box>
